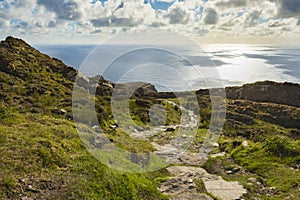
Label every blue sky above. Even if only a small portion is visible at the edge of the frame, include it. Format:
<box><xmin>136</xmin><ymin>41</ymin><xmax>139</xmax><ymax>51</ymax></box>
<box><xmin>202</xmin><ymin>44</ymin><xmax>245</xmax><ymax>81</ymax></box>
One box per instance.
<box><xmin>0</xmin><ymin>0</ymin><xmax>299</xmax><ymax>44</ymax></box>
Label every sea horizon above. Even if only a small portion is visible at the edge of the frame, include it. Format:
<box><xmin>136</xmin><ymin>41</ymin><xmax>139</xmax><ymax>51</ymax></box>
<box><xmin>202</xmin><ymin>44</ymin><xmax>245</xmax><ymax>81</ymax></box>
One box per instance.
<box><xmin>34</xmin><ymin>44</ymin><xmax>300</xmax><ymax>91</ymax></box>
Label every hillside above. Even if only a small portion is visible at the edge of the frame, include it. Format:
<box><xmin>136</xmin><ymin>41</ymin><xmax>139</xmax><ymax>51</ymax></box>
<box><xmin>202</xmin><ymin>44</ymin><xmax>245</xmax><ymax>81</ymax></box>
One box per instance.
<box><xmin>0</xmin><ymin>37</ymin><xmax>167</xmax><ymax>200</ymax></box>
<box><xmin>0</xmin><ymin>37</ymin><xmax>299</xmax><ymax>200</ymax></box>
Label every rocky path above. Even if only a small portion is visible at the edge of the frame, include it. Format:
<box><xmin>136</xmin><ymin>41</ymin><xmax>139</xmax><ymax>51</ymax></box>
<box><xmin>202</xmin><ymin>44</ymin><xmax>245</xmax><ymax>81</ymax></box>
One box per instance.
<box><xmin>130</xmin><ymin>100</ymin><xmax>199</xmax><ymax>161</ymax></box>
<box><xmin>129</xmin><ymin>100</ymin><xmax>247</xmax><ymax>200</ymax></box>
<box><xmin>160</xmin><ymin>166</ymin><xmax>247</xmax><ymax>200</ymax></box>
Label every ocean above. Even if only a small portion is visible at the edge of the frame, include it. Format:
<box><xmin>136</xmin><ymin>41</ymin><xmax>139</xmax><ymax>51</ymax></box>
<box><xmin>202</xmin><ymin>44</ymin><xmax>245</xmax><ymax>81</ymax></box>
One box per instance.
<box><xmin>34</xmin><ymin>44</ymin><xmax>300</xmax><ymax>91</ymax></box>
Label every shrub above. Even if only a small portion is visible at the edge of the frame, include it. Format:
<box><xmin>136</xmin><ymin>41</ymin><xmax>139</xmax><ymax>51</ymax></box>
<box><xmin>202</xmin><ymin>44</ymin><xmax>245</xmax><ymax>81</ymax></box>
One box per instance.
<box><xmin>14</xmin><ymin>85</ymin><xmax>26</xmax><ymax>95</ymax></box>
<box><xmin>200</xmin><ymin>107</ymin><xmax>211</xmax><ymax>123</ymax></box>
<box><xmin>264</xmin><ymin>135</ymin><xmax>300</xmax><ymax>157</ymax></box>
<box><xmin>0</xmin><ymin>106</ymin><xmax>12</xmax><ymax>121</ymax></box>
<box><xmin>0</xmin><ymin>177</ymin><xmax>16</xmax><ymax>198</ymax></box>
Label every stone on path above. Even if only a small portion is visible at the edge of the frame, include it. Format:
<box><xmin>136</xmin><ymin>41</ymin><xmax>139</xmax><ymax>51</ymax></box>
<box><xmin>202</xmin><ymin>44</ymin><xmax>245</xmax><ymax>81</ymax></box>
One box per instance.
<box><xmin>166</xmin><ymin>166</ymin><xmax>207</xmax><ymax>176</ymax></box>
<box><xmin>171</xmin><ymin>193</ymin><xmax>213</xmax><ymax>200</ymax></box>
<box><xmin>179</xmin><ymin>152</ymin><xmax>208</xmax><ymax>166</ymax></box>
<box><xmin>204</xmin><ymin>179</ymin><xmax>247</xmax><ymax>200</ymax></box>
<box><xmin>129</xmin><ymin>100</ymin><xmax>247</xmax><ymax>200</ymax></box>
<box><xmin>159</xmin><ymin>166</ymin><xmax>247</xmax><ymax>200</ymax></box>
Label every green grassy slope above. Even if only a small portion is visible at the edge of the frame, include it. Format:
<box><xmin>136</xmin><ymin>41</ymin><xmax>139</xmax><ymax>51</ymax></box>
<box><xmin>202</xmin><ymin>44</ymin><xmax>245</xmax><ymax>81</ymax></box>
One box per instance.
<box><xmin>0</xmin><ymin>107</ymin><xmax>169</xmax><ymax>199</ymax></box>
<box><xmin>0</xmin><ymin>36</ymin><xmax>299</xmax><ymax>199</ymax></box>
<box><xmin>0</xmin><ymin>37</ymin><xmax>169</xmax><ymax>199</ymax></box>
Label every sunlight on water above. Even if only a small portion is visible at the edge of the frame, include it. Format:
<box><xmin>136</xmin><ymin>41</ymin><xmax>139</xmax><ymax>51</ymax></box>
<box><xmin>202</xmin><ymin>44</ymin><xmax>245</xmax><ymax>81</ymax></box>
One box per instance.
<box><xmin>36</xmin><ymin>44</ymin><xmax>300</xmax><ymax>91</ymax></box>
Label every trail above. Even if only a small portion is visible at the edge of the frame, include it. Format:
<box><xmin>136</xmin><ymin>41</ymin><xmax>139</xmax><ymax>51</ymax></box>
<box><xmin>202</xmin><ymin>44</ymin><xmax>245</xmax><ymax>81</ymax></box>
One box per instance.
<box><xmin>129</xmin><ymin>100</ymin><xmax>247</xmax><ymax>200</ymax></box>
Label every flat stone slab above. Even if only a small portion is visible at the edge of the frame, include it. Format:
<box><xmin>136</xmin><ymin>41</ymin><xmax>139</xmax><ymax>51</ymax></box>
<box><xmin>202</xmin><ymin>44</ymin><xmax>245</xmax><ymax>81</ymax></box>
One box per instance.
<box><xmin>159</xmin><ymin>177</ymin><xmax>197</xmax><ymax>195</ymax></box>
<box><xmin>159</xmin><ymin>167</ymin><xmax>208</xmax><ymax>195</ymax></box>
<box><xmin>179</xmin><ymin>152</ymin><xmax>208</xmax><ymax>166</ymax></box>
<box><xmin>160</xmin><ymin>166</ymin><xmax>247</xmax><ymax>200</ymax></box>
<box><xmin>171</xmin><ymin>193</ymin><xmax>213</xmax><ymax>200</ymax></box>
<box><xmin>204</xmin><ymin>179</ymin><xmax>247</xmax><ymax>200</ymax></box>
<box><xmin>167</xmin><ymin>166</ymin><xmax>208</xmax><ymax>176</ymax></box>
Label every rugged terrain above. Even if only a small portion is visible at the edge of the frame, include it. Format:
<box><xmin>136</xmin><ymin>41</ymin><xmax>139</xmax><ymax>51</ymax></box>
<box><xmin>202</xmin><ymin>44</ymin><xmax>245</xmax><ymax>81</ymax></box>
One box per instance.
<box><xmin>0</xmin><ymin>37</ymin><xmax>299</xmax><ymax>199</ymax></box>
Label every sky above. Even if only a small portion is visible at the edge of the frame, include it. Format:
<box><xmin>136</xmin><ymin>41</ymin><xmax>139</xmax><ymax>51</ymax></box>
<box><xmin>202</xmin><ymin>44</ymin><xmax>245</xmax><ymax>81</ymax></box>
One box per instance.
<box><xmin>0</xmin><ymin>0</ymin><xmax>300</xmax><ymax>44</ymax></box>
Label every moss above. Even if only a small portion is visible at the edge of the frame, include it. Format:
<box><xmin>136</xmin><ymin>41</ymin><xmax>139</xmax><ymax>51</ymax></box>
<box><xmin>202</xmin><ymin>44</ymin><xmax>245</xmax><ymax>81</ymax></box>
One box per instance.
<box><xmin>194</xmin><ymin>179</ymin><xmax>207</xmax><ymax>193</ymax></box>
<box><xmin>264</xmin><ymin>135</ymin><xmax>300</xmax><ymax>158</ymax></box>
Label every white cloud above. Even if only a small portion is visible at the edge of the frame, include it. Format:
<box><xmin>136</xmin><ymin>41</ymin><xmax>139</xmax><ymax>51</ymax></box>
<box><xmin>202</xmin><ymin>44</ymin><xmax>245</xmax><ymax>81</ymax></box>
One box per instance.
<box><xmin>0</xmin><ymin>0</ymin><xmax>299</xmax><ymax>42</ymax></box>
<box><xmin>0</xmin><ymin>19</ymin><xmax>7</xmax><ymax>28</ymax></box>
<box><xmin>242</xmin><ymin>10</ymin><xmax>261</xmax><ymax>27</ymax></box>
<box><xmin>165</xmin><ymin>2</ymin><xmax>191</xmax><ymax>24</ymax></box>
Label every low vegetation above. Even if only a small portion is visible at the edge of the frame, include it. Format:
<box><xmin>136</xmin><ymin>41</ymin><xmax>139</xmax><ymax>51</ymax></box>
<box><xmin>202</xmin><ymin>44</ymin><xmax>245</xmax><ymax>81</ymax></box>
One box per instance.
<box><xmin>0</xmin><ymin>36</ymin><xmax>299</xmax><ymax>199</ymax></box>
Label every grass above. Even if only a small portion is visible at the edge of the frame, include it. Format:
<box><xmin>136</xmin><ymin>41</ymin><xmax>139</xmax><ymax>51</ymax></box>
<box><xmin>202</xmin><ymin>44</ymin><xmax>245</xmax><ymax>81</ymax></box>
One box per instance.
<box><xmin>202</xmin><ymin>117</ymin><xmax>300</xmax><ymax>200</ymax></box>
<box><xmin>0</xmin><ymin>106</ymin><xmax>13</xmax><ymax>121</ymax></box>
<box><xmin>1</xmin><ymin>94</ymin><xmax>300</xmax><ymax>199</ymax></box>
<box><xmin>0</xmin><ymin>111</ymin><xmax>169</xmax><ymax>199</ymax></box>
<box><xmin>1</xmin><ymin>90</ymin><xmax>299</xmax><ymax>199</ymax></box>
<box><xmin>2</xmin><ymin>36</ymin><xmax>299</xmax><ymax>199</ymax></box>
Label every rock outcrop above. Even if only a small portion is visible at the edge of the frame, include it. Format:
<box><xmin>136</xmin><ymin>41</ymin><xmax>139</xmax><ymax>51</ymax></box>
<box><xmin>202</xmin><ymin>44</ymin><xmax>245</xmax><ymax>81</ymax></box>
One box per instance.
<box><xmin>226</xmin><ymin>81</ymin><xmax>300</xmax><ymax>107</ymax></box>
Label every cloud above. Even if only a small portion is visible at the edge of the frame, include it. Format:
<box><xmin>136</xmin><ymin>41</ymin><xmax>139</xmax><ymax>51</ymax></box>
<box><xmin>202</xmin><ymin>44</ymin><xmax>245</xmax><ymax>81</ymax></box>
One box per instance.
<box><xmin>266</xmin><ymin>18</ymin><xmax>298</xmax><ymax>30</ymax></box>
<box><xmin>268</xmin><ymin>19</ymin><xmax>286</xmax><ymax>27</ymax></box>
<box><xmin>203</xmin><ymin>8</ymin><xmax>219</xmax><ymax>25</ymax></box>
<box><xmin>89</xmin><ymin>0</ymin><xmax>155</xmax><ymax>28</ymax></box>
<box><xmin>91</xmin><ymin>17</ymin><xmax>142</xmax><ymax>27</ymax></box>
<box><xmin>37</xmin><ymin>0</ymin><xmax>81</xmax><ymax>20</ymax></box>
<box><xmin>215</xmin><ymin>0</ymin><xmax>247</xmax><ymax>8</ymax></box>
<box><xmin>91</xmin><ymin>18</ymin><xmax>110</xmax><ymax>27</ymax></box>
<box><xmin>276</xmin><ymin>0</ymin><xmax>300</xmax><ymax>17</ymax></box>
<box><xmin>48</xmin><ymin>20</ymin><xmax>57</xmax><ymax>28</ymax></box>
<box><xmin>16</xmin><ymin>21</ymin><xmax>29</xmax><ymax>29</ymax></box>
<box><xmin>0</xmin><ymin>0</ymin><xmax>299</xmax><ymax>42</ymax></box>
<box><xmin>0</xmin><ymin>19</ymin><xmax>7</xmax><ymax>28</ymax></box>
<box><xmin>195</xmin><ymin>28</ymin><xmax>209</xmax><ymax>36</ymax></box>
<box><xmin>165</xmin><ymin>4</ymin><xmax>190</xmax><ymax>24</ymax></box>
<box><xmin>241</xmin><ymin>10</ymin><xmax>261</xmax><ymax>27</ymax></box>
<box><xmin>149</xmin><ymin>21</ymin><xmax>166</xmax><ymax>27</ymax></box>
